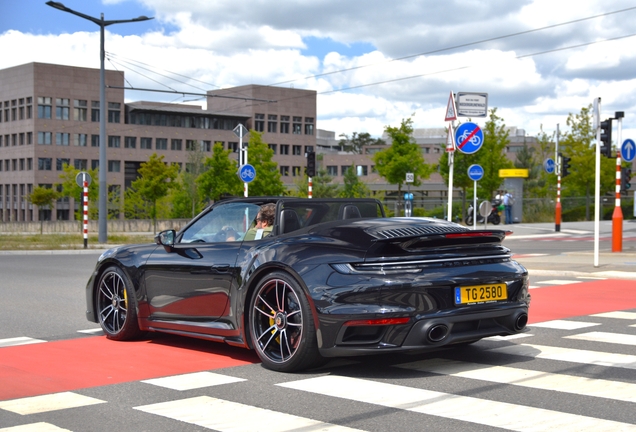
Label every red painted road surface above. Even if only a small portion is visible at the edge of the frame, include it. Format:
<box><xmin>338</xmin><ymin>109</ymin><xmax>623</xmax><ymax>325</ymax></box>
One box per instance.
<box><xmin>2</xmin><ymin>279</ymin><xmax>636</xmax><ymax>401</ymax></box>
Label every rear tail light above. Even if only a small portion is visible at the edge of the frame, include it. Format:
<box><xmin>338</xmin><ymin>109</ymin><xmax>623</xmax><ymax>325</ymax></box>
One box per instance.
<box><xmin>343</xmin><ymin>317</ymin><xmax>410</xmax><ymax>327</ymax></box>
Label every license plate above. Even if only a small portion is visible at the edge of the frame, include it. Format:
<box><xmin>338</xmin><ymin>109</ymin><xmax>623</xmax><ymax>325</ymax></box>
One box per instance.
<box><xmin>455</xmin><ymin>284</ymin><xmax>508</xmax><ymax>305</ymax></box>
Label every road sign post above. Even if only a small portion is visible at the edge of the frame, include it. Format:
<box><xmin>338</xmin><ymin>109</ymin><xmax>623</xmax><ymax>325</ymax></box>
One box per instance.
<box><xmin>234</xmin><ymin>124</ymin><xmax>249</xmax><ymax>197</ymax></box>
<box><xmin>467</xmin><ymin>164</ymin><xmax>483</xmax><ymax>230</ymax></box>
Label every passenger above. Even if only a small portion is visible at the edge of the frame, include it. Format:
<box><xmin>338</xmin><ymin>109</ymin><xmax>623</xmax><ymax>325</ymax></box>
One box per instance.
<box><xmin>243</xmin><ymin>203</ymin><xmax>275</xmax><ymax>240</ymax></box>
<box><xmin>221</xmin><ymin>226</ymin><xmax>238</xmax><ymax>242</ymax></box>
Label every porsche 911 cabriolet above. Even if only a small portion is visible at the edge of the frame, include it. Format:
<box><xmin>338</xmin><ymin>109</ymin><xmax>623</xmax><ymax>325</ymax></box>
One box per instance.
<box><xmin>85</xmin><ymin>197</ymin><xmax>530</xmax><ymax>372</ymax></box>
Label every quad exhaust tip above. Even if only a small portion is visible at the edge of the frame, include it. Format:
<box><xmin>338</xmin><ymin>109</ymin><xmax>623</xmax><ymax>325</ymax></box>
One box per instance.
<box><xmin>515</xmin><ymin>313</ymin><xmax>528</xmax><ymax>331</ymax></box>
<box><xmin>427</xmin><ymin>324</ymin><xmax>449</xmax><ymax>342</ymax></box>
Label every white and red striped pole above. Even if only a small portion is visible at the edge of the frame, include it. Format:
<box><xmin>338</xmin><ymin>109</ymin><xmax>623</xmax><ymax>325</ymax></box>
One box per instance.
<box><xmin>555</xmin><ymin>173</ymin><xmax>561</xmax><ymax>232</ymax></box>
<box><xmin>83</xmin><ymin>179</ymin><xmax>89</xmax><ymax>249</ymax></box>
<box><xmin>308</xmin><ymin>177</ymin><xmax>313</xmax><ymax>199</ymax></box>
<box><xmin>612</xmin><ymin>155</ymin><xmax>623</xmax><ymax>252</ymax></box>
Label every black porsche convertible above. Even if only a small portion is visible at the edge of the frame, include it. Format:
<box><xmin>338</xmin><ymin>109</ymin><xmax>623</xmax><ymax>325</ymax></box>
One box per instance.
<box><xmin>86</xmin><ymin>197</ymin><xmax>530</xmax><ymax>372</ymax></box>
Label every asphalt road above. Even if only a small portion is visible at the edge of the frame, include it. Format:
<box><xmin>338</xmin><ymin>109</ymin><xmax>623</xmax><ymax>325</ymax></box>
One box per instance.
<box><xmin>1</xmin><ymin>245</ymin><xmax>635</xmax><ymax>431</ymax></box>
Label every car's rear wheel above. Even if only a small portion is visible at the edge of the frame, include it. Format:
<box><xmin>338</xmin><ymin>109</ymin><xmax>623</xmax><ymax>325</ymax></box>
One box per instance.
<box><xmin>249</xmin><ymin>272</ymin><xmax>322</xmax><ymax>372</ymax></box>
<box><xmin>96</xmin><ymin>266</ymin><xmax>143</xmax><ymax>341</ymax></box>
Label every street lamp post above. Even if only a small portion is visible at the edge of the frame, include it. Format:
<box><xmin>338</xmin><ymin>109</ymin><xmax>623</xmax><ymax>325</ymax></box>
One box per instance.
<box><xmin>45</xmin><ymin>2</ymin><xmax>152</xmax><ymax>243</ymax></box>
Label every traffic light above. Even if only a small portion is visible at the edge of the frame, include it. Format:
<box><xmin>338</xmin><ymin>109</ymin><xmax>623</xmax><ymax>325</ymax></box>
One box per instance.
<box><xmin>306</xmin><ymin>151</ymin><xmax>316</xmax><ymax>177</ymax></box>
<box><xmin>561</xmin><ymin>155</ymin><xmax>571</xmax><ymax>177</ymax></box>
<box><xmin>600</xmin><ymin>118</ymin><xmax>613</xmax><ymax>158</ymax></box>
<box><xmin>621</xmin><ymin>167</ymin><xmax>632</xmax><ymax>194</ymax></box>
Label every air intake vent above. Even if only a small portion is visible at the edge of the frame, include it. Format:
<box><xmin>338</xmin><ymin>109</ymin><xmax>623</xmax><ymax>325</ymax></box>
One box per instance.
<box><xmin>374</xmin><ymin>225</ymin><xmax>469</xmax><ymax>239</ymax></box>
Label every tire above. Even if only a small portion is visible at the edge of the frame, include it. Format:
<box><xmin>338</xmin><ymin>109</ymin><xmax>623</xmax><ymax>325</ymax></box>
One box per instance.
<box><xmin>249</xmin><ymin>271</ymin><xmax>322</xmax><ymax>372</ymax></box>
<box><xmin>96</xmin><ymin>266</ymin><xmax>143</xmax><ymax>341</ymax></box>
<box><xmin>465</xmin><ymin>215</ymin><xmax>473</xmax><ymax>225</ymax></box>
<box><xmin>492</xmin><ymin>214</ymin><xmax>501</xmax><ymax>225</ymax></box>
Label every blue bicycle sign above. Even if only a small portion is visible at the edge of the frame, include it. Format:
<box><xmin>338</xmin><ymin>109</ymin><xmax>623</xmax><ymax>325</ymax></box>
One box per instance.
<box><xmin>238</xmin><ymin>164</ymin><xmax>256</xmax><ymax>183</ymax></box>
<box><xmin>455</xmin><ymin>122</ymin><xmax>484</xmax><ymax>154</ymax></box>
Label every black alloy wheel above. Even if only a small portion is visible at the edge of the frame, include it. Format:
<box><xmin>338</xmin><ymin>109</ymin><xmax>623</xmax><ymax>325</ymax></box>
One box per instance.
<box><xmin>96</xmin><ymin>266</ymin><xmax>142</xmax><ymax>341</ymax></box>
<box><xmin>249</xmin><ymin>272</ymin><xmax>322</xmax><ymax>372</ymax></box>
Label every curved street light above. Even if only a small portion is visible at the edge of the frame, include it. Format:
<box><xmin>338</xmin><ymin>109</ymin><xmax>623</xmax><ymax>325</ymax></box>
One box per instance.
<box><xmin>45</xmin><ymin>1</ymin><xmax>153</xmax><ymax>243</ymax></box>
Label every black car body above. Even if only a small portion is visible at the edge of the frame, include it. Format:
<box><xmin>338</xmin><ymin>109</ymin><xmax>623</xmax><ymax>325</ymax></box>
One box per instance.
<box><xmin>86</xmin><ymin>197</ymin><xmax>530</xmax><ymax>372</ymax></box>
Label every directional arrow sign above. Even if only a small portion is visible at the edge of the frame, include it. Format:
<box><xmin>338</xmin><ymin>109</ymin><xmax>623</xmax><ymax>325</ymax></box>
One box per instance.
<box><xmin>621</xmin><ymin>139</ymin><xmax>635</xmax><ymax>162</ymax></box>
<box><xmin>544</xmin><ymin>158</ymin><xmax>555</xmax><ymax>174</ymax></box>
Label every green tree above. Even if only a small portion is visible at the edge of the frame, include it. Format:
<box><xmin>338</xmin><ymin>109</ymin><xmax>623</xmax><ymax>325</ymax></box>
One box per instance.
<box><xmin>197</xmin><ymin>142</ymin><xmax>242</xmax><ymax>202</ymax></box>
<box><xmin>171</xmin><ymin>141</ymin><xmax>207</xmax><ymax>218</ymax></box>
<box><xmin>58</xmin><ymin>164</ymin><xmax>99</xmax><ymax>220</ymax></box>
<box><xmin>475</xmin><ymin>108</ymin><xmax>514</xmax><ymax>199</ymax></box>
<box><xmin>373</xmin><ymin>117</ymin><xmax>434</xmax><ymax>198</ymax></box>
<box><xmin>340</xmin><ymin>164</ymin><xmax>371</xmax><ymax>198</ymax></box>
<box><xmin>27</xmin><ymin>186</ymin><xmax>59</xmax><ymax>233</ymax></box>
<box><xmin>293</xmin><ymin>169</ymin><xmax>340</xmax><ymax>198</ymax></box>
<box><xmin>338</xmin><ymin>132</ymin><xmax>386</xmax><ymax>154</ymax></box>
<box><xmin>125</xmin><ymin>153</ymin><xmax>179</xmax><ymax>233</ymax></box>
<box><xmin>523</xmin><ymin>126</ymin><xmax>557</xmax><ymax>199</ymax></box>
<box><xmin>245</xmin><ymin>131</ymin><xmax>286</xmax><ymax>196</ymax></box>
<box><xmin>560</xmin><ymin>105</ymin><xmax>616</xmax><ymax>219</ymax></box>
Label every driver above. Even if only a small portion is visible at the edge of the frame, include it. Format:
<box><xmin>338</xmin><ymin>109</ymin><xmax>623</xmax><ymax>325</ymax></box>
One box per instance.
<box><xmin>243</xmin><ymin>203</ymin><xmax>275</xmax><ymax>240</ymax></box>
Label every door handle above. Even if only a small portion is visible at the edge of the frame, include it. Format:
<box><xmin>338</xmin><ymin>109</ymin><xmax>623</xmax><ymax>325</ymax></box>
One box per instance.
<box><xmin>212</xmin><ymin>264</ymin><xmax>230</xmax><ymax>272</ymax></box>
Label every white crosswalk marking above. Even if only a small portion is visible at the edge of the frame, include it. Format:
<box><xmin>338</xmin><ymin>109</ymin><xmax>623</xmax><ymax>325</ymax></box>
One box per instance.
<box><xmin>535</xmin><ymin>279</ymin><xmax>581</xmax><ymax>285</ymax></box>
<box><xmin>0</xmin><ymin>392</ymin><xmax>105</xmax><ymax>415</ymax></box>
<box><xmin>278</xmin><ymin>376</ymin><xmax>636</xmax><ymax>431</ymax></box>
<box><xmin>142</xmin><ymin>371</ymin><xmax>246</xmax><ymax>390</ymax></box>
<box><xmin>0</xmin><ymin>423</ymin><xmax>72</xmax><ymax>431</ymax></box>
<box><xmin>0</xmin><ymin>337</ymin><xmax>46</xmax><ymax>348</ymax></box>
<box><xmin>489</xmin><ymin>343</ymin><xmax>636</xmax><ymax>369</ymax></box>
<box><xmin>592</xmin><ymin>311</ymin><xmax>636</xmax><ymax>320</ymax></box>
<box><xmin>565</xmin><ymin>331</ymin><xmax>636</xmax><ymax>346</ymax></box>
<box><xmin>396</xmin><ymin>358</ymin><xmax>636</xmax><ymax>402</ymax></box>
<box><xmin>530</xmin><ymin>320</ymin><xmax>600</xmax><ymax>330</ymax></box>
<box><xmin>134</xmin><ymin>396</ymin><xmax>365</xmax><ymax>432</ymax></box>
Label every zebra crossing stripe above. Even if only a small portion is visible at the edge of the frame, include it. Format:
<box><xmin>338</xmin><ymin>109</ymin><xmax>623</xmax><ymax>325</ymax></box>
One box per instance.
<box><xmin>0</xmin><ymin>422</ymin><xmax>72</xmax><ymax>431</ymax></box>
<box><xmin>489</xmin><ymin>343</ymin><xmax>636</xmax><ymax>369</ymax></box>
<box><xmin>134</xmin><ymin>396</ymin><xmax>365</xmax><ymax>432</ymax></box>
<box><xmin>592</xmin><ymin>311</ymin><xmax>636</xmax><ymax>320</ymax></box>
<box><xmin>0</xmin><ymin>392</ymin><xmax>105</xmax><ymax>415</ymax></box>
<box><xmin>395</xmin><ymin>358</ymin><xmax>636</xmax><ymax>403</ymax></box>
<box><xmin>279</xmin><ymin>375</ymin><xmax>636</xmax><ymax>431</ymax></box>
<box><xmin>565</xmin><ymin>331</ymin><xmax>636</xmax><ymax>346</ymax></box>
<box><xmin>0</xmin><ymin>337</ymin><xmax>46</xmax><ymax>348</ymax></box>
<box><xmin>142</xmin><ymin>371</ymin><xmax>246</xmax><ymax>391</ymax></box>
<box><xmin>530</xmin><ymin>320</ymin><xmax>600</xmax><ymax>330</ymax></box>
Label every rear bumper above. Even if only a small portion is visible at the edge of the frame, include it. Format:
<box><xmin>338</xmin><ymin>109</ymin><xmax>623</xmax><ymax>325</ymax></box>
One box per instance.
<box><xmin>317</xmin><ymin>305</ymin><xmax>529</xmax><ymax>357</ymax></box>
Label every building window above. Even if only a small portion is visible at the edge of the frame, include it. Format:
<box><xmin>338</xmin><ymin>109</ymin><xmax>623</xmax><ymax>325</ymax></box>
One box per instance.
<box><xmin>267</xmin><ymin>114</ymin><xmax>277</xmax><ymax>133</ymax></box>
<box><xmin>108</xmin><ymin>102</ymin><xmax>121</xmax><ymax>123</ymax></box>
<box><xmin>74</xmin><ymin>159</ymin><xmax>87</xmax><ymax>170</ymax></box>
<box><xmin>38</xmin><ymin>158</ymin><xmax>52</xmax><ymax>171</ymax></box>
<box><xmin>280</xmin><ymin>144</ymin><xmax>289</xmax><ymax>155</ymax></box>
<box><xmin>292</xmin><ymin>166</ymin><xmax>301</xmax><ymax>176</ymax></box>
<box><xmin>56</xmin><ymin>158</ymin><xmax>70</xmax><ymax>170</ymax></box>
<box><xmin>292</xmin><ymin>116</ymin><xmax>302</xmax><ymax>134</ymax></box>
<box><xmin>27</xmin><ymin>158</ymin><xmax>33</xmax><ymax>170</ymax></box>
<box><xmin>55</xmin><ymin>98</ymin><xmax>70</xmax><ymax>120</ymax></box>
<box><xmin>140</xmin><ymin>137</ymin><xmax>152</xmax><ymax>149</ymax></box>
<box><xmin>341</xmin><ymin>165</ymin><xmax>352</xmax><ymax>176</ymax></box>
<box><xmin>268</xmin><ymin>143</ymin><xmax>277</xmax><ymax>154</ymax></box>
<box><xmin>27</xmin><ymin>132</ymin><xmax>32</xmax><ymax>145</ymax></box>
<box><xmin>228</xmin><ymin>142</ymin><xmax>238</xmax><ymax>152</ymax></box>
<box><xmin>326</xmin><ymin>165</ymin><xmax>338</xmax><ymax>176</ymax></box>
<box><xmin>11</xmin><ymin>134</ymin><xmax>17</xmax><ymax>146</ymax></box>
<box><xmin>91</xmin><ymin>160</ymin><xmax>99</xmax><ymax>170</ymax></box>
<box><xmin>37</xmin><ymin>132</ymin><xmax>52</xmax><ymax>145</ymax></box>
<box><xmin>279</xmin><ymin>166</ymin><xmax>289</xmax><ymax>176</ymax></box>
<box><xmin>37</xmin><ymin>97</ymin><xmax>52</xmax><ymax>119</ymax></box>
<box><xmin>26</xmin><ymin>97</ymin><xmax>32</xmax><ymax>119</ymax></box>
<box><xmin>254</xmin><ymin>113</ymin><xmax>265</xmax><ymax>132</ymax></box>
<box><xmin>292</xmin><ymin>145</ymin><xmax>301</xmax><ymax>156</ymax></box>
<box><xmin>356</xmin><ymin>165</ymin><xmax>368</xmax><ymax>176</ymax></box>
<box><xmin>156</xmin><ymin>138</ymin><xmax>167</xmax><ymax>150</ymax></box>
<box><xmin>73</xmin><ymin>100</ymin><xmax>87</xmax><ymax>121</ymax></box>
<box><xmin>91</xmin><ymin>134</ymin><xmax>99</xmax><ymax>147</ymax></box>
<box><xmin>304</xmin><ymin>117</ymin><xmax>314</xmax><ymax>135</ymax></box>
<box><xmin>12</xmin><ymin>159</ymin><xmax>17</xmax><ymax>171</ymax></box>
<box><xmin>56</xmin><ymin>132</ymin><xmax>70</xmax><ymax>146</ymax></box>
<box><xmin>108</xmin><ymin>160</ymin><xmax>121</xmax><ymax>172</ymax></box>
<box><xmin>74</xmin><ymin>133</ymin><xmax>87</xmax><ymax>146</ymax></box>
<box><xmin>108</xmin><ymin>136</ymin><xmax>120</xmax><ymax>148</ymax></box>
<box><xmin>171</xmin><ymin>139</ymin><xmax>182</xmax><ymax>151</ymax></box>
<box><xmin>280</xmin><ymin>115</ymin><xmax>290</xmax><ymax>134</ymax></box>
<box><xmin>91</xmin><ymin>101</ymin><xmax>99</xmax><ymax>122</ymax></box>
<box><xmin>304</xmin><ymin>145</ymin><xmax>314</xmax><ymax>154</ymax></box>
<box><xmin>124</xmin><ymin>136</ymin><xmax>136</xmax><ymax>149</ymax></box>
<box><xmin>186</xmin><ymin>140</ymin><xmax>197</xmax><ymax>151</ymax></box>
<box><xmin>201</xmin><ymin>140</ymin><xmax>211</xmax><ymax>151</ymax></box>
<box><xmin>19</xmin><ymin>158</ymin><xmax>25</xmax><ymax>171</ymax></box>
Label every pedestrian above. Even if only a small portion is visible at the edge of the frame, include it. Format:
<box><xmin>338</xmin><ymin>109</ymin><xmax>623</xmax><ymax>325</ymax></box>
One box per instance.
<box><xmin>503</xmin><ymin>190</ymin><xmax>514</xmax><ymax>224</ymax></box>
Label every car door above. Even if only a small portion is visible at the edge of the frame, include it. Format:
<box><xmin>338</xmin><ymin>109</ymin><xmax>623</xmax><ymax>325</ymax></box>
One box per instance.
<box><xmin>144</xmin><ymin>202</ymin><xmax>259</xmax><ymax>326</ymax></box>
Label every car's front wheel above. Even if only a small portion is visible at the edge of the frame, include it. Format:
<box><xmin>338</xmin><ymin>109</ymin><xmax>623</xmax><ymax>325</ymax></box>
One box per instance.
<box><xmin>249</xmin><ymin>272</ymin><xmax>322</xmax><ymax>372</ymax></box>
<box><xmin>96</xmin><ymin>266</ymin><xmax>143</xmax><ymax>341</ymax></box>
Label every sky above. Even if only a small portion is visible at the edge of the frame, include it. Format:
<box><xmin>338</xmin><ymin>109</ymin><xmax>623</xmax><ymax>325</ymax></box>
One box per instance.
<box><xmin>2</xmin><ymin>0</ymin><xmax>636</xmax><ymax>144</ymax></box>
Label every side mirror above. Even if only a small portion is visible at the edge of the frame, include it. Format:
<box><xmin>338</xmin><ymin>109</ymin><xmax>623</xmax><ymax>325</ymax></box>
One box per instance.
<box><xmin>155</xmin><ymin>230</ymin><xmax>176</xmax><ymax>249</ymax></box>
